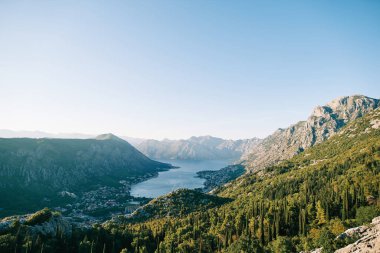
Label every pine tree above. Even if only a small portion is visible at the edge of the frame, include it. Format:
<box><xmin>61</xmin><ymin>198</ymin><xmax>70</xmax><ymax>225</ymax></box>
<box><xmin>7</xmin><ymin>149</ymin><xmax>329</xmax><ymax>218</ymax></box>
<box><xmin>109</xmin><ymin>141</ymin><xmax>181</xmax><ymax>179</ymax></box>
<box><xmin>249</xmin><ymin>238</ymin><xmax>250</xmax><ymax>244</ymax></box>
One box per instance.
<box><xmin>316</xmin><ymin>201</ymin><xmax>326</xmax><ymax>224</ymax></box>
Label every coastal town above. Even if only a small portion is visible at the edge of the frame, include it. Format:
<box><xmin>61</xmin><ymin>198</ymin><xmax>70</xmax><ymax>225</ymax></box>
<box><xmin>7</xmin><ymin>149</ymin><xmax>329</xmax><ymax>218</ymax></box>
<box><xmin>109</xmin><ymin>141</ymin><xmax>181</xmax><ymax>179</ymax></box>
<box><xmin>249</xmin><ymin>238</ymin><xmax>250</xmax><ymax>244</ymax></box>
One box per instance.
<box><xmin>53</xmin><ymin>178</ymin><xmax>154</xmax><ymax>222</ymax></box>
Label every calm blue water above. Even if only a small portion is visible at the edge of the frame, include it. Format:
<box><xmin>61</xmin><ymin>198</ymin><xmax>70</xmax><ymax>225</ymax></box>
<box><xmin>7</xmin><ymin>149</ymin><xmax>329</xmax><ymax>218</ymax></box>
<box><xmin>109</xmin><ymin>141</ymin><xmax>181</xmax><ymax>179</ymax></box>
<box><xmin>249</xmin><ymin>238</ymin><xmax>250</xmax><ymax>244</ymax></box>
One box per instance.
<box><xmin>130</xmin><ymin>159</ymin><xmax>231</xmax><ymax>198</ymax></box>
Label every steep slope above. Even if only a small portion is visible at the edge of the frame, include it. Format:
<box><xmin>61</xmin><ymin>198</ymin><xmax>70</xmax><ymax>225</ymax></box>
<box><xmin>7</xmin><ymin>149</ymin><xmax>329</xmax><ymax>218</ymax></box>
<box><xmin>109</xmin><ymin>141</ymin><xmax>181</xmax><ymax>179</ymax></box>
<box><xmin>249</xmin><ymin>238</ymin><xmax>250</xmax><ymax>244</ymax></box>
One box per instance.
<box><xmin>243</xmin><ymin>95</ymin><xmax>380</xmax><ymax>171</ymax></box>
<box><xmin>0</xmin><ymin>134</ymin><xmax>171</xmax><ymax>215</ymax></box>
<box><xmin>137</xmin><ymin>135</ymin><xmax>261</xmax><ymax>160</ymax></box>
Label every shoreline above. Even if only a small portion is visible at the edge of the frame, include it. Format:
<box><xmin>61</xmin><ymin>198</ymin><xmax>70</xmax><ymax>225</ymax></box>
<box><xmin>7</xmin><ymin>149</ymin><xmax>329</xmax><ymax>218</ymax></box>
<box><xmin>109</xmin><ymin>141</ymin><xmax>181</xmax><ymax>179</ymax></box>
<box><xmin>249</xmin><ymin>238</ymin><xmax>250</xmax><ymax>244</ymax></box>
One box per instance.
<box><xmin>129</xmin><ymin>159</ymin><xmax>231</xmax><ymax>198</ymax></box>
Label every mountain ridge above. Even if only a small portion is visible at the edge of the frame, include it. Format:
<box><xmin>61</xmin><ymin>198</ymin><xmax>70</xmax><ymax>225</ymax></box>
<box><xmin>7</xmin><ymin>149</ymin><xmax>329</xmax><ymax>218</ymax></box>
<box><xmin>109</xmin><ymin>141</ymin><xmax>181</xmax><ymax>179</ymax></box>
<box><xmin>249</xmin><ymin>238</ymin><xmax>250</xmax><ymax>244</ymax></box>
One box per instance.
<box><xmin>137</xmin><ymin>135</ymin><xmax>262</xmax><ymax>161</ymax></box>
<box><xmin>243</xmin><ymin>95</ymin><xmax>380</xmax><ymax>171</ymax></box>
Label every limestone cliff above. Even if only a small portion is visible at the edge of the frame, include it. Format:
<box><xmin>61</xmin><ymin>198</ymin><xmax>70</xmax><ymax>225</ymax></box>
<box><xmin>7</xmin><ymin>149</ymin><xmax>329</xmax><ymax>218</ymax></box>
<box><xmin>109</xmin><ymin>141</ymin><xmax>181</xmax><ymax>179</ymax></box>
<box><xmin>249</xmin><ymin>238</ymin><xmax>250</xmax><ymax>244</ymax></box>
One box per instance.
<box><xmin>243</xmin><ymin>95</ymin><xmax>380</xmax><ymax>171</ymax></box>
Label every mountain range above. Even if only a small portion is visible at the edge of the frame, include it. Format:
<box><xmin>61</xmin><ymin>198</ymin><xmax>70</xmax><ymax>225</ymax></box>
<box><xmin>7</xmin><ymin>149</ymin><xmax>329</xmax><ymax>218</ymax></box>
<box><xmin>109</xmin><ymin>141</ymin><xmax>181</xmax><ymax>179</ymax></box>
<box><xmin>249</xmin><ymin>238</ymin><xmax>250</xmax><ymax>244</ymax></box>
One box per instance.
<box><xmin>136</xmin><ymin>136</ymin><xmax>262</xmax><ymax>161</ymax></box>
<box><xmin>135</xmin><ymin>95</ymin><xmax>380</xmax><ymax>164</ymax></box>
<box><xmin>0</xmin><ymin>131</ymin><xmax>258</xmax><ymax>160</ymax></box>
<box><xmin>1</xmin><ymin>94</ymin><xmax>379</xmax><ymax>253</ymax></box>
<box><xmin>3</xmin><ymin>96</ymin><xmax>378</xmax><ymax>167</ymax></box>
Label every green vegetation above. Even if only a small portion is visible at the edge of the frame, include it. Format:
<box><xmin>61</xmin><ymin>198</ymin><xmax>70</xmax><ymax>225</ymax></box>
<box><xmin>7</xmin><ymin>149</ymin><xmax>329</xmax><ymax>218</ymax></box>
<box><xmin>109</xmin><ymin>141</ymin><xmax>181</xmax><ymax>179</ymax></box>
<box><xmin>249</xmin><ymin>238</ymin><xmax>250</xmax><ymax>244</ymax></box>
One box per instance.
<box><xmin>24</xmin><ymin>208</ymin><xmax>52</xmax><ymax>226</ymax></box>
<box><xmin>128</xmin><ymin>189</ymin><xmax>231</xmax><ymax>222</ymax></box>
<box><xmin>0</xmin><ymin>136</ymin><xmax>171</xmax><ymax>216</ymax></box>
<box><xmin>0</xmin><ymin>109</ymin><xmax>379</xmax><ymax>252</ymax></box>
<box><xmin>197</xmin><ymin>165</ymin><xmax>245</xmax><ymax>192</ymax></box>
<box><xmin>355</xmin><ymin>205</ymin><xmax>379</xmax><ymax>225</ymax></box>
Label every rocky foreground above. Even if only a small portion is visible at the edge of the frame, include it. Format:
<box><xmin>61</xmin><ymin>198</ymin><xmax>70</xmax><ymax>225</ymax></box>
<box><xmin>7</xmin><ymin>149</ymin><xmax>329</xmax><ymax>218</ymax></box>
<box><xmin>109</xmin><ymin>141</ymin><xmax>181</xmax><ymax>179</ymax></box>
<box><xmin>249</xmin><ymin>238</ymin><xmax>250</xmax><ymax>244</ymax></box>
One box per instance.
<box><xmin>335</xmin><ymin>216</ymin><xmax>380</xmax><ymax>253</ymax></box>
<box><xmin>305</xmin><ymin>216</ymin><xmax>380</xmax><ymax>253</ymax></box>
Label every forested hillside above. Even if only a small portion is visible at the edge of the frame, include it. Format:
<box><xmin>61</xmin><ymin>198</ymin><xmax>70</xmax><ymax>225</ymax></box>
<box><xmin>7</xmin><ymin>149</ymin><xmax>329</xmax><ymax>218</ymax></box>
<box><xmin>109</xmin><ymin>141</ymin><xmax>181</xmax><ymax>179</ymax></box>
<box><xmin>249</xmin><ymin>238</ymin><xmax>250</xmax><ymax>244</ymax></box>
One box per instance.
<box><xmin>0</xmin><ymin>109</ymin><xmax>379</xmax><ymax>252</ymax></box>
<box><xmin>0</xmin><ymin>134</ymin><xmax>171</xmax><ymax>217</ymax></box>
<box><xmin>128</xmin><ymin>189</ymin><xmax>231</xmax><ymax>222</ymax></box>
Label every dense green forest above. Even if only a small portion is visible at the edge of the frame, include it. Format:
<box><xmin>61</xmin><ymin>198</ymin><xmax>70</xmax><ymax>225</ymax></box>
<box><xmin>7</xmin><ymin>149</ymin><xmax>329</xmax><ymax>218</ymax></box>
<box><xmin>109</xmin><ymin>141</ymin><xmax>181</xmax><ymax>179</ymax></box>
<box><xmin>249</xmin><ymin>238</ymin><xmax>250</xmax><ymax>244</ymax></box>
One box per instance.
<box><xmin>1</xmin><ymin>109</ymin><xmax>379</xmax><ymax>252</ymax></box>
<box><xmin>127</xmin><ymin>189</ymin><xmax>231</xmax><ymax>222</ymax></box>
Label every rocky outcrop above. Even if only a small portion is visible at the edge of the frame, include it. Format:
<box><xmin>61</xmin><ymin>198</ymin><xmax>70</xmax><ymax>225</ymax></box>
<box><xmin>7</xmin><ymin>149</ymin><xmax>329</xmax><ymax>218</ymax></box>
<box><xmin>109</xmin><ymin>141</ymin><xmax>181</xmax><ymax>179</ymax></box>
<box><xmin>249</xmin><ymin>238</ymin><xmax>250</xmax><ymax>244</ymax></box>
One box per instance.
<box><xmin>137</xmin><ymin>136</ymin><xmax>261</xmax><ymax>161</ymax></box>
<box><xmin>0</xmin><ymin>209</ymin><xmax>73</xmax><ymax>237</ymax></box>
<box><xmin>335</xmin><ymin>216</ymin><xmax>380</xmax><ymax>253</ymax></box>
<box><xmin>305</xmin><ymin>216</ymin><xmax>380</xmax><ymax>253</ymax></box>
<box><xmin>244</xmin><ymin>95</ymin><xmax>380</xmax><ymax>171</ymax></box>
<box><xmin>300</xmin><ymin>248</ymin><xmax>322</xmax><ymax>253</ymax></box>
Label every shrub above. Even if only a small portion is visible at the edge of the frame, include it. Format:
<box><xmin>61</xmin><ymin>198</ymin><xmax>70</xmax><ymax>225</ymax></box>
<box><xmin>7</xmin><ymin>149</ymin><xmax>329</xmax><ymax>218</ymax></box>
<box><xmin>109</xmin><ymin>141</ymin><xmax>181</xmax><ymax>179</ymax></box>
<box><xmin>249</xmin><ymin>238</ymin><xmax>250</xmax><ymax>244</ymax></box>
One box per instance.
<box><xmin>25</xmin><ymin>208</ymin><xmax>52</xmax><ymax>226</ymax></box>
<box><xmin>316</xmin><ymin>228</ymin><xmax>335</xmax><ymax>253</ymax></box>
<box><xmin>355</xmin><ymin>206</ymin><xmax>379</xmax><ymax>225</ymax></box>
<box><xmin>272</xmin><ymin>236</ymin><xmax>293</xmax><ymax>253</ymax></box>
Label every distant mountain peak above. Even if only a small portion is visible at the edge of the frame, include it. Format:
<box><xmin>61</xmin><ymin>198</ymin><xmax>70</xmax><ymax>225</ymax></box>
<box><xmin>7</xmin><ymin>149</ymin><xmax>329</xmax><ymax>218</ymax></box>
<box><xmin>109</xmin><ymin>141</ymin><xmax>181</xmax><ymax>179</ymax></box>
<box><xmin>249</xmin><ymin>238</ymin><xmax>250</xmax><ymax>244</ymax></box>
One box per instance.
<box><xmin>327</xmin><ymin>94</ymin><xmax>375</xmax><ymax>105</ymax></box>
<box><xmin>310</xmin><ymin>95</ymin><xmax>380</xmax><ymax>120</ymax></box>
<box><xmin>95</xmin><ymin>133</ymin><xmax>124</xmax><ymax>141</ymax></box>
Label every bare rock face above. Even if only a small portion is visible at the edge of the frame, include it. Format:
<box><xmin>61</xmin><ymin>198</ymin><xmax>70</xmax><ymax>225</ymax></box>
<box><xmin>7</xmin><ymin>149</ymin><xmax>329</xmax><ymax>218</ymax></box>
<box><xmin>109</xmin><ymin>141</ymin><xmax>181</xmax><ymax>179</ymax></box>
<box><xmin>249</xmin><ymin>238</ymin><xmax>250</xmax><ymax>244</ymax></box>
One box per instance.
<box><xmin>335</xmin><ymin>216</ymin><xmax>380</xmax><ymax>253</ymax></box>
<box><xmin>243</xmin><ymin>95</ymin><xmax>380</xmax><ymax>171</ymax></box>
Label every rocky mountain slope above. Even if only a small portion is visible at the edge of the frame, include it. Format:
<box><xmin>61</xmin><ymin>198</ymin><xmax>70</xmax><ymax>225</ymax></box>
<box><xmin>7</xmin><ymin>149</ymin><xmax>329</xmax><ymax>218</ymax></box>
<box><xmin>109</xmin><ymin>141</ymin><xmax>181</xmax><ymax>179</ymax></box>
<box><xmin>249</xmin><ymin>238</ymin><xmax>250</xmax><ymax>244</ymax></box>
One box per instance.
<box><xmin>0</xmin><ymin>133</ymin><xmax>171</xmax><ymax>216</ymax></box>
<box><xmin>335</xmin><ymin>216</ymin><xmax>380</xmax><ymax>253</ymax></box>
<box><xmin>0</xmin><ymin>208</ymin><xmax>73</xmax><ymax>238</ymax></box>
<box><xmin>306</xmin><ymin>216</ymin><xmax>380</xmax><ymax>253</ymax></box>
<box><xmin>243</xmin><ymin>95</ymin><xmax>380</xmax><ymax>171</ymax></box>
<box><xmin>137</xmin><ymin>135</ymin><xmax>261</xmax><ymax>160</ymax></box>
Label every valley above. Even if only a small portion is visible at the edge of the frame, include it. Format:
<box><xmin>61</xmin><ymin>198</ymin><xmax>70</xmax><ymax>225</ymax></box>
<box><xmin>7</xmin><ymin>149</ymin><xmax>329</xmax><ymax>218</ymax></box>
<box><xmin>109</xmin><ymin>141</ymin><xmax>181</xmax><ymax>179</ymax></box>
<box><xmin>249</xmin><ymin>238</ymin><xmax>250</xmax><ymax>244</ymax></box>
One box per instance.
<box><xmin>130</xmin><ymin>159</ymin><xmax>232</xmax><ymax>198</ymax></box>
<box><xmin>2</xmin><ymin>0</ymin><xmax>380</xmax><ymax>251</ymax></box>
<box><xmin>0</xmin><ymin>95</ymin><xmax>379</xmax><ymax>253</ymax></box>
<box><xmin>49</xmin><ymin>159</ymin><xmax>235</xmax><ymax>222</ymax></box>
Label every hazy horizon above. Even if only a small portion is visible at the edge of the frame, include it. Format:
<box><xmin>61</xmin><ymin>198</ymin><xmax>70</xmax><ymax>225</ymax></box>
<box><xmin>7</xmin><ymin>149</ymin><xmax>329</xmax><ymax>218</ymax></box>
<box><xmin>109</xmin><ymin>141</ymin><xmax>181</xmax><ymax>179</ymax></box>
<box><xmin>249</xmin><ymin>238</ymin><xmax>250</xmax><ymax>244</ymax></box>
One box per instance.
<box><xmin>1</xmin><ymin>1</ymin><xmax>379</xmax><ymax>139</ymax></box>
<box><xmin>0</xmin><ymin>128</ymin><xmax>254</xmax><ymax>141</ymax></box>
<box><xmin>0</xmin><ymin>93</ymin><xmax>378</xmax><ymax>141</ymax></box>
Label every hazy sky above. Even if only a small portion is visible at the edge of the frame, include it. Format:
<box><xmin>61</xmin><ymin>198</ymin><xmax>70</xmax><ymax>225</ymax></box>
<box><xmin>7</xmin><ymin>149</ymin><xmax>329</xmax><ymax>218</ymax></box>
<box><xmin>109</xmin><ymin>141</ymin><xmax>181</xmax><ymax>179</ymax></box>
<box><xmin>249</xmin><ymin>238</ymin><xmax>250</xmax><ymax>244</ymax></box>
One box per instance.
<box><xmin>0</xmin><ymin>1</ymin><xmax>379</xmax><ymax>140</ymax></box>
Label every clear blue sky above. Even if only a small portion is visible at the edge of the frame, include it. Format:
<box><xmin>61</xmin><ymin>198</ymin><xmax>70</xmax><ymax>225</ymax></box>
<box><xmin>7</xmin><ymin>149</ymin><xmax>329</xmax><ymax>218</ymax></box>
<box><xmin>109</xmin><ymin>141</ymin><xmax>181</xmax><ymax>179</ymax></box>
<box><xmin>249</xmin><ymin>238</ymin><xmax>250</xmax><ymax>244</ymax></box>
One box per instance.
<box><xmin>0</xmin><ymin>1</ymin><xmax>379</xmax><ymax>139</ymax></box>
